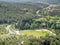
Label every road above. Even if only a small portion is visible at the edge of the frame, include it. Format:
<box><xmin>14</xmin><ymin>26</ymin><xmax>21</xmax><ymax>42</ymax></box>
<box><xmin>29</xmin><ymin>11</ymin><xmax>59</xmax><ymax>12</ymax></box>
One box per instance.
<box><xmin>5</xmin><ymin>25</ymin><xmax>56</xmax><ymax>36</ymax></box>
<box><xmin>5</xmin><ymin>25</ymin><xmax>20</xmax><ymax>35</ymax></box>
<box><xmin>36</xmin><ymin>10</ymin><xmax>41</xmax><ymax>16</ymax></box>
<box><xmin>6</xmin><ymin>25</ymin><xmax>13</xmax><ymax>34</ymax></box>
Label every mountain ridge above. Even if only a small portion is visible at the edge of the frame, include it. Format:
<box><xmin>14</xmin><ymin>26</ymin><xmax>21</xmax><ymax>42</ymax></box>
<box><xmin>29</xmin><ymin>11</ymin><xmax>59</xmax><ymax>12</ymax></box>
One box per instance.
<box><xmin>0</xmin><ymin>0</ymin><xmax>60</xmax><ymax>4</ymax></box>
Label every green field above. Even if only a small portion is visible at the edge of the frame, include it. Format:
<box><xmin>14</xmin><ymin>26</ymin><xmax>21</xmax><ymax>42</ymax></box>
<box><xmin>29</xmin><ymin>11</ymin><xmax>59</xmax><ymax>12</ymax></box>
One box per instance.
<box><xmin>20</xmin><ymin>30</ymin><xmax>53</xmax><ymax>38</ymax></box>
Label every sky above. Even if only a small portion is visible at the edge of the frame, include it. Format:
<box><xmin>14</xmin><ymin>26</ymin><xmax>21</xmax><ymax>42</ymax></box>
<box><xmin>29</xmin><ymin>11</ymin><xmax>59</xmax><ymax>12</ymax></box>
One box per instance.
<box><xmin>0</xmin><ymin>0</ymin><xmax>28</xmax><ymax>1</ymax></box>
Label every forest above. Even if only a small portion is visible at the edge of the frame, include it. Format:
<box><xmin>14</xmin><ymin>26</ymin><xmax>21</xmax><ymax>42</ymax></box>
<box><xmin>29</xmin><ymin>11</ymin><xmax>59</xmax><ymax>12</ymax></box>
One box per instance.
<box><xmin>0</xmin><ymin>1</ymin><xmax>60</xmax><ymax>45</ymax></box>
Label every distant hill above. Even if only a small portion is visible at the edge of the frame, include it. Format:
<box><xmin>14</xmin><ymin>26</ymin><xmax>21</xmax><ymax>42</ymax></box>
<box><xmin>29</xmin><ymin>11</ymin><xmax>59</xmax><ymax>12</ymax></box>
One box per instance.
<box><xmin>0</xmin><ymin>0</ymin><xmax>60</xmax><ymax>4</ymax></box>
<box><xmin>40</xmin><ymin>5</ymin><xmax>60</xmax><ymax>16</ymax></box>
<box><xmin>0</xmin><ymin>1</ymin><xmax>49</xmax><ymax>24</ymax></box>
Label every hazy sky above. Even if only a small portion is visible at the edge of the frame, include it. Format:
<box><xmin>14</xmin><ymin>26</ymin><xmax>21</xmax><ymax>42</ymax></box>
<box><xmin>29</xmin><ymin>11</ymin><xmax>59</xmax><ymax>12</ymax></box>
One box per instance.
<box><xmin>0</xmin><ymin>0</ymin><xmax>59</xmax><ymax>2</ymax></box>
<box><xmin>0</xmin><ymin>0</ymin><xmax>31</xmax><ymax>1</ymax></box>
<box><xmin>0</xmin><ymin>0</ymin><xmax>60</xmax><ymax>4</ymax></box>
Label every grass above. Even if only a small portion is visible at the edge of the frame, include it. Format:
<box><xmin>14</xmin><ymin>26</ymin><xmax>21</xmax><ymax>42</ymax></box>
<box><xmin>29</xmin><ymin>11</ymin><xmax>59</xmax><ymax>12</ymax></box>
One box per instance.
<box><xmin>0</xmin><ymin>24</ymin><xmax>54</xmax><ymax>38</ymax></box>
<box><xmin>20</xmin><ymin>30</ymin><xmax>51</xmax><ymax>38</ymax></box>
<box><xmin>10</xmin><ymin>25</ymin><xmax>15</xmax><ymax>31</ymax></box>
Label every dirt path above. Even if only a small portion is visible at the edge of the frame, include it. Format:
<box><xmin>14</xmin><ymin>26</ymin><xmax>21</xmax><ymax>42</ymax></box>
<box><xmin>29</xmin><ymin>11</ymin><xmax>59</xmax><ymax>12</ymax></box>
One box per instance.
<box><xmin>36</xmin><ymin>10</ymin><xmax>41</xmax><ymax>16</ymax></box>
<box><xmin>5</xmin><ymin>25</ymin><xmax>20</xmax><ymax>35</ymax></box>
<box><xmin>6</xmin><ymin>25</ymin><xmax>13</xmax><ymax>34</ymax></box>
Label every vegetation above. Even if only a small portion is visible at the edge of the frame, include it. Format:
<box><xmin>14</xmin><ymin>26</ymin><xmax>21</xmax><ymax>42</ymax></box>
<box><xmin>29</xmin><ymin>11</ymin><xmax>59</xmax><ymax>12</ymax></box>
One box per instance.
<box><xmin>16</xmin><ymin>15</ymin><xmax>60</xmax><ymax>30</ymax></box>
<box><xmin>0</xmin><ymin>1</ymin><xmax>60</xmax><ymax>45</ymax></box>
<box><xmin>20</xmin><ymin>30</ymin><xmax>51</xmax><ymax>37</ymax></box>
<box><xmin>0</xmin><ymin>33</ymin><xmax>60</xmax><ymax>45</ymax></box>
<box><xmin>0</xmin><ymin>25</ymin><xmax>8</xmax><ymax>34</ymax></box>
